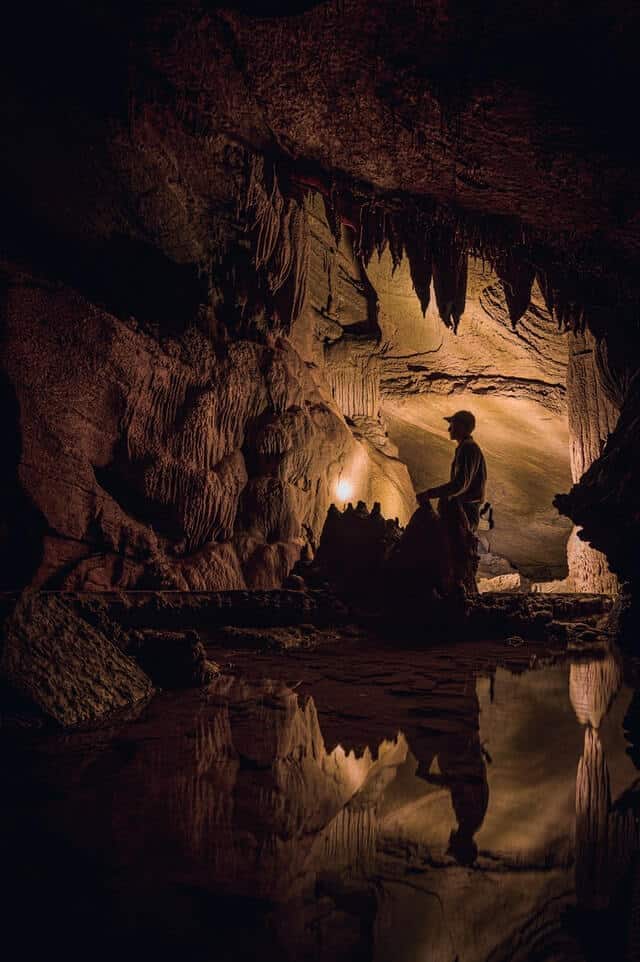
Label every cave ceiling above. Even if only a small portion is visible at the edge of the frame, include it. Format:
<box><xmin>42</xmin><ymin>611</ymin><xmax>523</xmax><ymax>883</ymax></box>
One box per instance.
<box><xmin>3</xmin><ymin>0</ymin><xmax>640</xmax><ymax>306</ymax></box>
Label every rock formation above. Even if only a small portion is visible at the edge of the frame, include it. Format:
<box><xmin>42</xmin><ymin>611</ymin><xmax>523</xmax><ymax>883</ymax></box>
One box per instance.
<box><xmin>564</xmin><ymin>331</ymin><xmax>620</xmax><ymax>594</ymax></box>
<box><xmin>308</xmin><ymin>495</ymin><xmax>478</xmax><ymax>614</ymax></box>
<box><xmin>1</xmin><ymin>1</ymin><xmax>640</xmax><ymax>610</ymax></box>
<box><xmin>1</xmin><ymin>271</ymin><xmax>414</xmax><ymax>590</ymax></box>
<box><xmin>0</xmin><ymin>593</ymin><xmax>154</xmax><ymax>726</ymax></box>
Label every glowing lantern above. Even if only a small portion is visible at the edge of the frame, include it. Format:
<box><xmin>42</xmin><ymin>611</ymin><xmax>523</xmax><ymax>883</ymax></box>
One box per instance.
<box><xmin>336</xmin><ymin>478</ymin><xmax>353</xmax><ymax>503</ymax></box>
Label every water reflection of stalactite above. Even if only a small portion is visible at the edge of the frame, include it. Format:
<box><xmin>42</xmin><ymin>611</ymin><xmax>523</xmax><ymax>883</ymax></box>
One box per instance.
<box><xmin>576</xmin><ymin>727</ymin><xmax>614</xmax><ymax>909</ymax></box>
<box><xmin>576</xmin><ymin>725</ymin><xmax>640</xmax><ymax>911</ymax></box>
<box><xmin>570</xmin><ymin>653</ymin><xmax>623</xmax><ymax>728</ymax></box>
<box><xmin>165</xmin><ymin>706</ymin><xmax>239</xmax><ymax>881</ymax></box>
<box><xmin>572</xmin><ymin>653</ymin><xmax>640</xmax><ymax>914</ymax></box>
<box><xmin>143</xmin><ymin>678</ymin><xmax>410</xmax><ymax>901</ymax></box>
<box><xmin>321</xmin><ymin>807</ymin><xmax>377</xmax><ymax>872</ymax></box>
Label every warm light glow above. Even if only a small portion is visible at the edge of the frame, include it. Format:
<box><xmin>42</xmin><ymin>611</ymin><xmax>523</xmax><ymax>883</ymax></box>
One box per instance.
<box><xmin>336</xmin><ymin>478</ymin><xmax>353</xmax><ymax>502</ymax></box>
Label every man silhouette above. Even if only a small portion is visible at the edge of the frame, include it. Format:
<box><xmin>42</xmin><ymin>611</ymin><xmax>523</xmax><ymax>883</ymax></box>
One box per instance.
<box><xmin>418</xmin><ymin>410</ymin><xmax>487</xmax><ymax>532</ymax></box>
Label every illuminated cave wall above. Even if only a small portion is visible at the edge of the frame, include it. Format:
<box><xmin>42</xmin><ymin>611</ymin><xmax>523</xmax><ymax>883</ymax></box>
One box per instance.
<box><xmin>367</xmin><ymin>250</ymin><xmax>575</xmax><ymax>582</ymax></box>
<box><xmin>0</xmin><ymin>170</ymin><xmax>417</xmax><ymax>591</ymax></box>
<box><xmin>1</xmin><ymin>172</ymin><xmax>621</xmax><ymax>592</ymax></box>
<box><xmin>292</xmin><ymin>197</ymin><xmax>585</xmax><ymax>585</ymax></box>
<box><xmin>565</xmin><ymin>331</ymin><xmax>620</xmax><ymax>594</ymax></box>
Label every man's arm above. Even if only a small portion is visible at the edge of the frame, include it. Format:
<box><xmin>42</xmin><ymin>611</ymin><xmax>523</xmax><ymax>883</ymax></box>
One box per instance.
<box><xmin>420</xmin><ymin>444</ymin><xmax>479</xmax><ymax>501</ymax></box>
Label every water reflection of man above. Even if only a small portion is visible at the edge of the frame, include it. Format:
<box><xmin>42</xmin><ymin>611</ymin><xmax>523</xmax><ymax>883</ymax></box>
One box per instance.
<box><xmin>413</xmin><ymin>672</ymin><xmax>490</xmax><ymax>867</ymax></box>
<box><xmin>439</xmin><ymin>733</ymin><xmax>489</xmax><ymax>865</ymax></box>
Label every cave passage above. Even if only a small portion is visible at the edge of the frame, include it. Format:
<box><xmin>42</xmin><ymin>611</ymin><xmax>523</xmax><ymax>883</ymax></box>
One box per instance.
<box><xmin>361</xmin><ymin>247</ymin><xmax>576</xmax><ymax>589</ymax></box>
<box><xmin>4</xmin><ymin>5</ymin><xmax>640</xmax><ymax>962</ymax></box>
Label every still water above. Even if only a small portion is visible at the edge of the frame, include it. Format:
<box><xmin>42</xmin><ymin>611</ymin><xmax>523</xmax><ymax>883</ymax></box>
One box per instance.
<box><xmin>3</xmin><ymin>638</ymin><xmax>639</xmax><ymax>962</ymax></box>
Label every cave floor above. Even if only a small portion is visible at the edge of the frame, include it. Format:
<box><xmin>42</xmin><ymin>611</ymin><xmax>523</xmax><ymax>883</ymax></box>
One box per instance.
<box><xmin>2</xmin><ymin>632</ymin><xmax>639</xmax><ymax>962</ymax></box>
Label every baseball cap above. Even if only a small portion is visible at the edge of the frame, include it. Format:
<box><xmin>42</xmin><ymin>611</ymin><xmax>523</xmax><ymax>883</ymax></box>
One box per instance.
<box><xmin>444</xmin><ymin>410</ymin><xmax>476</xmax><ymax>433</ymax></box>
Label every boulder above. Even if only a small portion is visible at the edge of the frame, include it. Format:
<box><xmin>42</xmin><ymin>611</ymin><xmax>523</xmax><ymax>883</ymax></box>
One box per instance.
<box><xmin>0</xmin><ymin>593</ymin><xmax>154</xmax><ymax>726</ymax></box>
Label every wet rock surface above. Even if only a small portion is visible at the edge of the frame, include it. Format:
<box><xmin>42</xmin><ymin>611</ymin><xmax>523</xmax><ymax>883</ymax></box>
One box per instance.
<box><xmin>0</xmin><ymin>593</ymin><xmax>154</xmax><ymax>727</ymax></box>
<box><xmin>0</xmin><ymin>585</ymin><xmax>616</xmax><ymax>732</ymax></box>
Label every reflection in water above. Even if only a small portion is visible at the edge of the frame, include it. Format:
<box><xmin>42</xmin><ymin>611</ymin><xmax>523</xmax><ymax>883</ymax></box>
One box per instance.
<box><xmin>572</xmin><ymin>653</ymin><xmax>640</xmax><ymax>922</ymax></box>
<box><xmin>570</xmin><ymin>654</ymin><xmax>623</xmax><ymax>728</ymax></box>
<box><xmin>3</xmin><ymin>648</ymin><xmax>640</xmax><ymax>961</ymax></box>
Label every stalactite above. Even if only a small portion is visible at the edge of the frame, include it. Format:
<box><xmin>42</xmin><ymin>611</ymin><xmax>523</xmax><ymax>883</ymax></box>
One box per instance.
<box><xmin>246</xmin><ymin>155</ymin><xmax>284</xmax><ymax>271</ymax></box>
<box><xmin>266</xmin><ymin>198</ymin><xmax>295</xmax><ymax>294</ymax></box>
<box><xmin>386</xmin><ymin>212</ymin><xmax>404</xmax><ymax>274</ymax></box>
<box><xmin>244</xmin><ymin>152</ymin><xmax>311</xmax><ymax>331</ymax></box>
<box><xmin>324</xmin><ymin>187</ymin><xmax>343</xmax><ymax>248</ymax></box>
<box><xmin>356</xmin><ymin>203</ymin><xmax>378</xmax><ymax>266</ymax></box>
<box><xmin>374</xmin><ymin>206</ymin><xmax>387</xmax><ymax>260</ymax></box>
<box><xmin>250</xmin><ymin>153</ymin><xmax>638</xmax><ymax>342</ymax></box>
<box><xmin>402</xmin><ymin>212</ymin><xmax>432</xmax><ymax>316</ymax></box>
<box><xmin>288</xmin><ymin>203</ymin><xmax>310</xmax><ymax>323</ymax></box>
<box><xmin>432</xmin><ymin>232</ymin><xmax>468</xmax><ymax>332</ymax></box>
<box><xmin>536</xmin><ymin>269</ymin><xmax>586</xmax><ymax>333</ymax></box>
<box><xmin>495</xmin><ymin>249</ymin><xmax>536</xmax><ymax>326</ymax></box>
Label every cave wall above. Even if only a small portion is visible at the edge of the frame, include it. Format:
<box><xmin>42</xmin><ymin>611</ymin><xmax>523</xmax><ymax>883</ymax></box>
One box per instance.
<box><xmin>4</xmin><ymin>157</ymin><xmax>632</xmax><ymax>593</ymax></box>
<box><xmin>565</xmin><ymin>330</ymin><xmax>619</xmax><ymax>594</ymax></box>
<box><xmin>0</xmin><ymin>165</ymin><xmax>418</xmax><ymax>591</ymax></box>
<box><xmin>294</xmin><ymin>198</ymin><xmax>578</xmax><ymax>584</ymax></box>
<box><xmin>555</xmin><ymin>332</ymin><xmax>640</xmax><ymax>599</ymax></box>
<box><xmin>0</xmin><ymin>276</ymin><xmax>329</xmax><ymax>588</ymax></box>
<box><xmin>0</xmin><ymin>263</ymin><xmax>416</xmax><ymax>591</ymax></box>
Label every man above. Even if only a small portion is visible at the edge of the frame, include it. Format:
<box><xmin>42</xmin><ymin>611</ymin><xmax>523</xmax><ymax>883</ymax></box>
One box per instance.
<box><xmin>418</xmin><ymin>409</ymin><xmax>487</xmax><ymax>532</ymax></box>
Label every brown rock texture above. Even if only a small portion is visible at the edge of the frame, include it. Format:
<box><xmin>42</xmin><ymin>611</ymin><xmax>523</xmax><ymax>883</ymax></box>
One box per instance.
<box><xmin>1</xmin><ymin>261</ymin><xmax>416</xmax><ymax>591</ymax></box>
<box><xmin>0</xmin><ymin>593</ymin><xmax>154</xmax><ymax>726</ymax></box>
<box><xmin>565</xmin><ymin>330</ymin><xmax>620</xmax><ymax>594</ymax></box>
<box><xmin>1</xmin><ymin>275</ymin><xmax>352</xmax><ymax>589</ymax></box>
<box><xmin>555</xmin><ymin>336</ymin><xmax>640</xmax><ymax>600</ymax></box>
<box><xmin>1</xmin><ymin>1</ymin><xmax>639</xmax><ymax>600</ymax></box>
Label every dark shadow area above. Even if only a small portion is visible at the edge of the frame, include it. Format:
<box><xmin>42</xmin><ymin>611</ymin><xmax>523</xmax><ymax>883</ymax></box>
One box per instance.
<box><xmin>1</xmin><ymin>207</ymin><xmax>209</xmax><ymax>335</ymax></box>
<box><xmin>0</xmin><ymin>281</ymin><xmax>47</xmax><ymax>589</ymax></box>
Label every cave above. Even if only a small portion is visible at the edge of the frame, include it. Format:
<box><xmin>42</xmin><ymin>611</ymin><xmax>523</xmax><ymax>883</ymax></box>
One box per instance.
<box><xmin>2</xmin><ymin>3</ymin><xmax>640</xmax><ymax>960</ymax></box>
